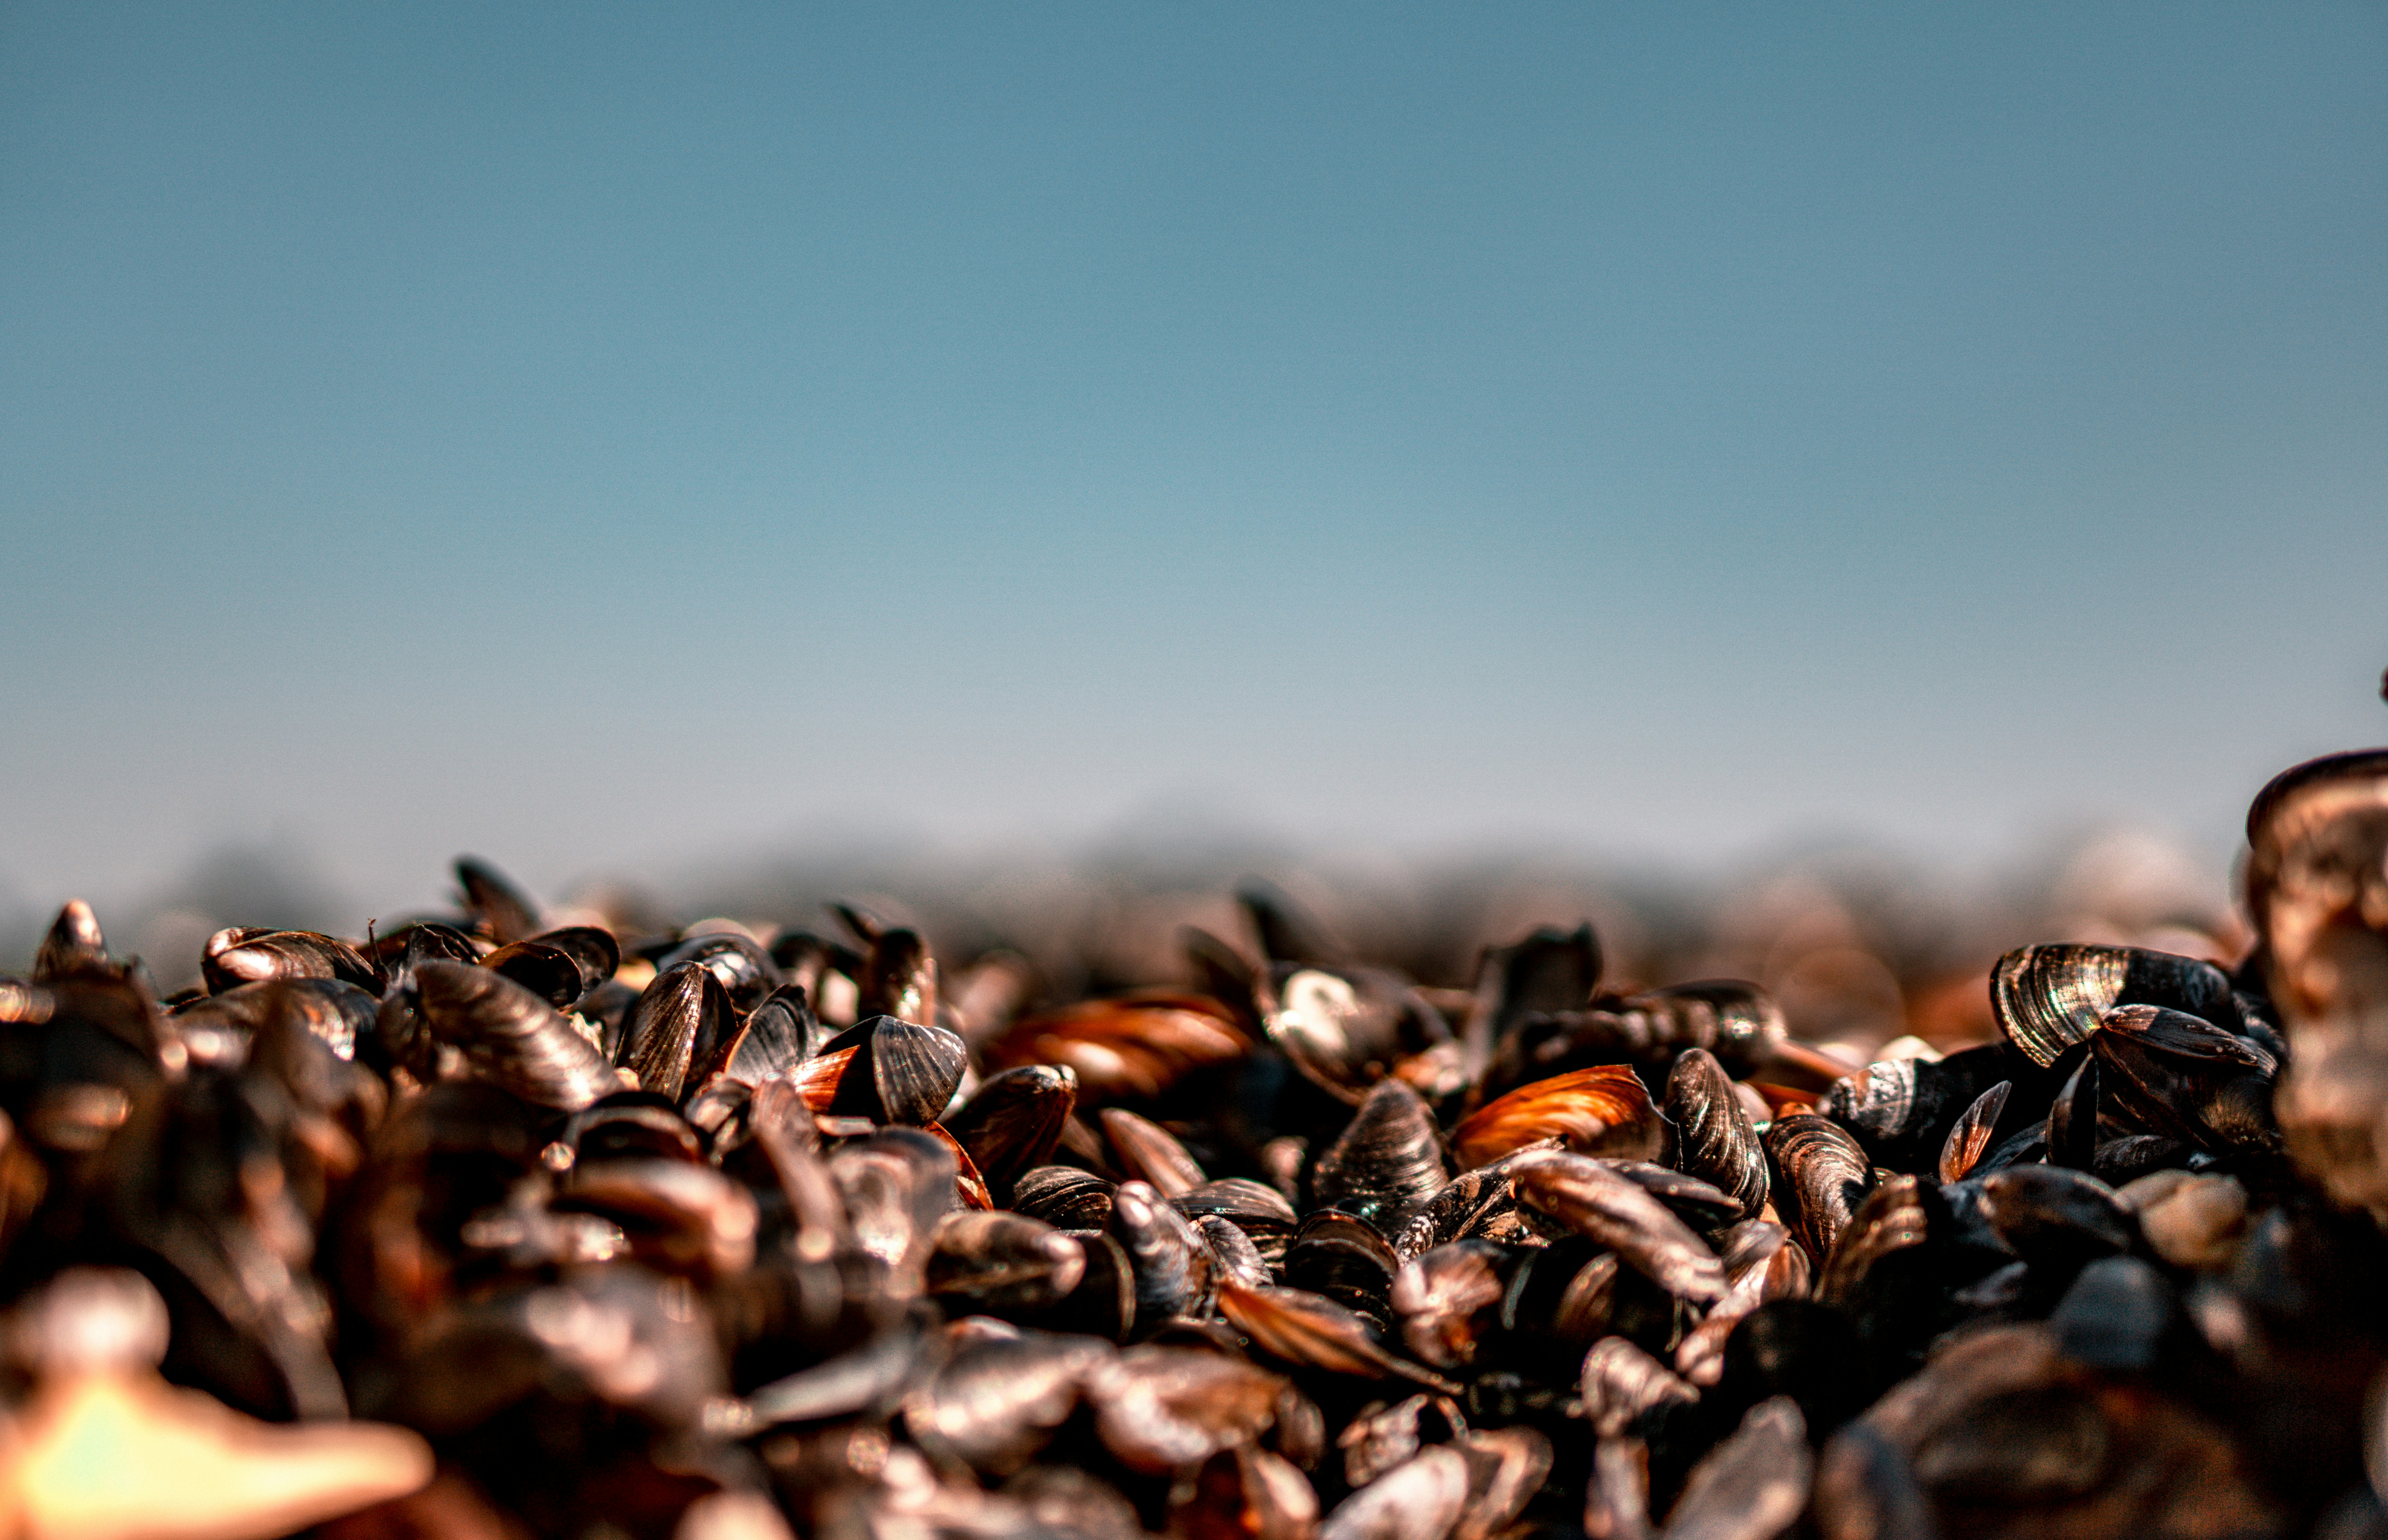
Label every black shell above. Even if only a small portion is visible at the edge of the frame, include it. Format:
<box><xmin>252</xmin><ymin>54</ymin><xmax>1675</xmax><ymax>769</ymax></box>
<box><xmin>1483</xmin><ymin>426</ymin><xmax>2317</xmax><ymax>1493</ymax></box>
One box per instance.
<box><xmin>1311</xmin><ymin>1080</ymin><xmax>1449</xmax><ymax>1227</ymax></box>
<box><xmin>945</xmin><ymin>1064</ymin><xmax>1078</xmax><ymax>1196</ymax></box>
<box><xmin>1766</xmin><ymin>1113</ymin><xmax>1872</xmax><ymax>1270</ymax></box>
<box><xmin>415</xmin><ymin>959</ymin><xmax>617</xmax><ymax>1111</ymax></box>
<box><xmin>1664</xmin><ymin>1047</ymin><xmax>1767</xmax><ymax>1220</ymax></box>
<box><xmin>1991</xmin><ymin>945</ymin><xmax>2236</xmax><ymax>1069</ymax></box>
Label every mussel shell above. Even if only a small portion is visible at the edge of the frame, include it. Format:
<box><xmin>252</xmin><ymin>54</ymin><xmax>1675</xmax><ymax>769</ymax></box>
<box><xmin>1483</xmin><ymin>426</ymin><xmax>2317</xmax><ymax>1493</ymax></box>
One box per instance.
<box><xmin>1991</xmin><ymin>944</ymin><xmax>2237</xmax><ymax>1069</ymax></box>
<box><xmin>2093</xmin><ymin>1005</ymin><xmax>2280</xmax><ymax>1156</ymax></box>
<box><xmin>1482</xmin><ymin>980</ymin><xmax>1786</xmax><ymax>1098</ymax></box>
<box><xmin>1338</xmin><ymin>1392</ymin><xmax>1467</xmax><ymax>1489</ymax></box>
<box><xmin>1101</xmin><ymin>1107</ymin><xmax>1209</xmax><ymax>1196</ymax></box>
<box><xmin>1283</xmin><ymin>1209</ymin><xmax>1401</xmax><ymax>1330</ymax></box>
<box><xmin>1090</xmin><ymin>1340</ymin><xmax>1290</xmax><ymax>1474</ymax></box>
<box><xmin>1666</xmin><ymin>1398</ymin><xmax>1811</xmax><ymax>1540</ymax></box>
<box><xmin>1389</xmin><ymin>1240</ymin><xmax>1508</xmax><ymax>1371</ymax></box>
<box><xmin>1580</xmin><ymin>1335</ymin><xmax>1698</xmax><ymax>1437</ymax></box>
<box><xmin>1215</xmin><ymin>1276</ymin><xmax>1455</xmax><ymax>1391</ymax></box>
<box><xmin>1464</xmin><ymin>923</ymin><xmax>1602</xmax><ymax>1083</ymax></box>
<box><xmin>1317</xmin><ymin>1445</ymin><xmax>1469</xmax><ymax>1540</ymax></box>
<box><xmin>904</xmin><ymin>1328</ymin><xmax>1113</xmax><ymax>1476</ymax></box>
<box><xmin>657</xmin><ymin>930</ymin><xmax>784</xmax><ymax>1015</ymax></box>
<box><xmin>802</xmin><ymin>1015</ymin><xmax>968</xmax><ymax>1128</ymax></box>
<box><xmin>1267</xmin><ymin>965</ymin><xmax>1450</xmax><ymax>1104</ymax></box>
<box><xmin>722</xmin><ymin>984</ymin><xmax>821</xmax><ymax>1088</ymax></box>
<box><xmin>201</xmin><ymin>928</ymin><xmax>380</xmax><ymax>996</ymax></box>
<box><xmin>1174</xmin><ymin>1178</ymin><xmax>1300</xmax><ymax>1267</ymax></box>
<box><xmin>924</xmin><ymin>1210</ymin><xmax>1088</xmax><ymax>1313</ymax></box>
<box><xmin>828</xmin><ymin>1127</ymin><xmax>958</xmax><ymax>1279</ymax></box>
<box><xmin>2044</xmin><ymin>1053</ymin><xmax>2099</xmax><ymax>1171</ymax></box>
<box><xmin>859</xmin><ymin>926</ymin><xmax>938</xmax><ymax>1030</ymax></box>
<box><xmin>1976</xmin><ymin>1165</ymin><xmax>2133</xmax><ymax>1268</ymax></box>
<box><xmin>453</xmin><ymin>856</ymin><xmax>541</xmax><ymax>945</ymax></box>
<box><xmin>1013</xmin><ymin>1166</ymin><xmax>1118</xmax><ymax>1230</ymax></box>
<box><xmin>1449</xmin><ymin>1065</ymin><xmax>1665</xmax><ymax>1171</ymax></box>
<box><xmin>1391</xmin><ymin>1148</ymin><xmax>1554</xmax><ymax>1259</ymax></box>
<box><xmin>615</xmin><ymin>960</ymin><xmax>735</xmax><ymax>1104</ymax></box>
<box><xmin>478</xmin><ymin>940</ymin><xmax>587</xmax><ymax>1011</ymax></box>
<box><xmin>1014</xmin><ymin>1230</ymin><xmax>1139</xmax><ymax>1343</ymax></box>
<box><xmin>1109</xmin><ymin>1179</ymin><xmax>1218</xmax><ymax>1330</ymax></box>
<box><xmin>415</xmin><ymin>960</ymin><xmax>617</xmax><ymax>1111</ymax></box>
<box><xmin>984</xmin><ymin>991</ymin><xmax>1251</xmax><ymax>1102</ymax></box>
<box><xmin>1311</xmin><ymin>1079</ymin><xmax>1449</xmax><ymax>1226</ymax></box>
<box><xmin>1197</xmin><ymin>1215</ymin><xmax>1273</xmax><ymax>1292</ymax></box>
<box><xmin>1664</xmin><ymin>1048</ymin><xmax>1767</xmax><ymax>1220</ymax></box>
<box><xmin>1936</xmin><ymin>1081</ymin><xmax>2011</xmax><ymax>1184</ymax></box>
<box><xmin>1819</xmin><ymin>1044</ymin><xmax>2011</xmax><ymax>1173</ymax></box>
<box><xmin>1766</xmin><ymin>1113</ymin><xmax>1871</xmax><ymax>1270</ymax></box>
<box><xmin>554</xmin><ymin>1155</ymin><xmax>758</xmax><ymax>1278</ymax></box>
<box><xmin>1600</xmin><ymin>1160</ymin><xmax>1742</xmax><ymax>1232</ymax></box>
<box><xmin>1505</xmin><ymin>1149</ymin><xmax>1726</xmax><ymax>1305</ymax></box>
<box><xmin>945</xmin><ymin>1064</ymin><xmax>1078</xmax><ymax>1196</ymax></box>
<box><xmin>531</xmin><ymin>925</ymin><xmax>619</xmax><ymax>993</ymax></box>
<box><xmin>32</xmin><ymin>899</ymin><xmax>109</xmax><ymax>982</ymax></box>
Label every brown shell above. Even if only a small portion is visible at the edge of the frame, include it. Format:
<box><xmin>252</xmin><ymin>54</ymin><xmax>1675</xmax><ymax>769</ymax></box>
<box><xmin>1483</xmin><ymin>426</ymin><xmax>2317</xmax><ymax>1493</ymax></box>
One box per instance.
<box><xmin>1449</xmin><ymin>1066</ymin><xmax>1665</xmax><ymax>1171</ymax></box>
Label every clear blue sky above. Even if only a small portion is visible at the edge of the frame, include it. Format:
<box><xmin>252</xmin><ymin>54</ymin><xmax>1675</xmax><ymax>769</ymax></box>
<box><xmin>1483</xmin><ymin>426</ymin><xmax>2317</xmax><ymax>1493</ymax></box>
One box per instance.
<box><xmin>2</xmin><ymin>3</ymin><xmax>2383</xmax><ymax>921</ymax></box>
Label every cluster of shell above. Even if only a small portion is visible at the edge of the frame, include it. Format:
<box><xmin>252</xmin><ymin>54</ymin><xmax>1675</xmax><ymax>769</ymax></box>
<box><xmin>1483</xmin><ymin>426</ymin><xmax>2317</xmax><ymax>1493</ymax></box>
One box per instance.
<box><xmin>5</xmin><ymin>750</ymin><xmax>2388</xmax><ymax>1540</ymax></box>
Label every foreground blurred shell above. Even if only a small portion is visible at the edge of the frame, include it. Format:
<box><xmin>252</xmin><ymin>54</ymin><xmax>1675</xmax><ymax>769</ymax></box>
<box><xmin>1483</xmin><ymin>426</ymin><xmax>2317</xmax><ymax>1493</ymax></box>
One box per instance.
<box><xmin>0</xmin><ymin>1270</ymin><xmax>432</xmax><ymax>1540</ymax></box>
<box><xmin>2246</xmin><ymin>750</ymin><xmax>2388</xmax><ymax>1213</ymax></box>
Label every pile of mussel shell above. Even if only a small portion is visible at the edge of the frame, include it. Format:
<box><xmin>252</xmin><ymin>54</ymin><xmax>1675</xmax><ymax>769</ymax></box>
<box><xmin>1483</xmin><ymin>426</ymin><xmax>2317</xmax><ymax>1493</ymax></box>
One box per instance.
<box><xmin>6</xmin><ymin>746</ymin><xmax>2388</xmax><ymax>1540</ymax></box>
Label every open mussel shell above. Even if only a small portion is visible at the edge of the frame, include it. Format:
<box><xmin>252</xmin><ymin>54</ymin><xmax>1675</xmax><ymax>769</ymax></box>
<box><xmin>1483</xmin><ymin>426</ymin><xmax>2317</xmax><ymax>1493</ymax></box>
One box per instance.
<box><xmin>1449</xmin><ymin>1065</ymin><xmax>1665</xmax><ymax>1171</ymax></box>
<box><xmin>1817</xmin><ymin>1043</ymin><xmax>2003</xmax><ymax>1172</ymax></box>
<box><xmin>478</xmin><ymin>939</ymin><xmax>588</xmax><ymax>1011</ymax></box>
<box><xmin>797</xmin><ymin>1014</ymin><xmax>968</xmax><ymax>1128</ymax></box>
<box><xmin>1267</xmin><ymin>964</ymin><xmax>1450</xmax><ymax>1105</ymax></box>
<box><xmin>1991</xmin><ymin>943</ymin><xmax>2237</xmax><ymax>1069</ymax></box>
<box><xmin>1936</xmin><ymin>1080</ymin><xmax>2011</xmax><ymax>1184</ymax></box>
<box><xmin>1311</xmin><ymin>1079</ymin><xmax>1449</xmax><ymax>1227</ymax></box>
<box><xmin>1664</xmin><ymin>1047</ymin><xmax>1767</xmax><ymax>1219</ymax></box>
<box><xmin>944</xmin><ymin>1064</ymin><xmax>1077</xmax><ymax>1197</ymax></box>
<box><xmin>414</xmin><ymin>960</ymin><xmax>618</xmax><ymax>1111</ymax></box>
<box><xmin>2091</xmin><ymin>1005</ymin><xmax>2281</xmax><ymax>1157</ymax></box>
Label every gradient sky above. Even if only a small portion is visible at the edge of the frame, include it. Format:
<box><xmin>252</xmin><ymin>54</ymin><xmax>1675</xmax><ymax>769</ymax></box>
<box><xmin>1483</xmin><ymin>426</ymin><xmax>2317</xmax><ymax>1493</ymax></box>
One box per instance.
<box><xmin>2</xmin><ymin>3</ymin><xmax>2384</xmax><ymax>926</ymax></box>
